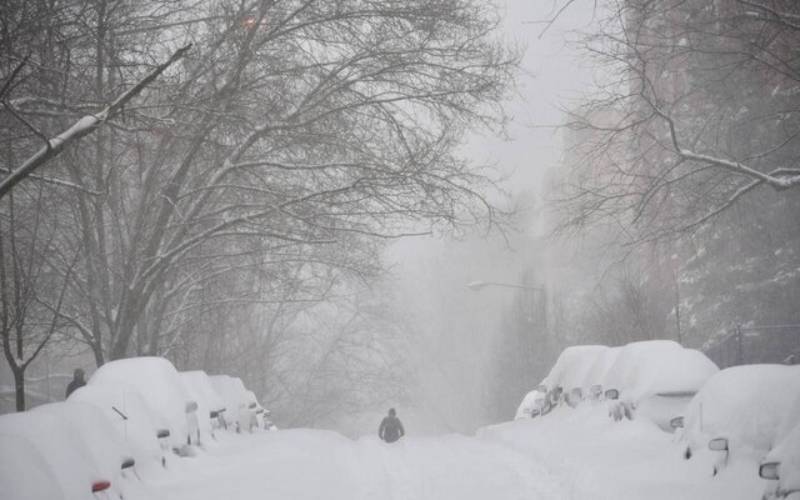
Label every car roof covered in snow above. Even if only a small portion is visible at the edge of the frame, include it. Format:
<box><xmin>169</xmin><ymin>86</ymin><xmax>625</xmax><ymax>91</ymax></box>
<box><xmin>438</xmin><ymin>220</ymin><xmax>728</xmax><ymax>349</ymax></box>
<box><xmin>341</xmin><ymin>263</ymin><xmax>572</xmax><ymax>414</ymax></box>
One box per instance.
<box><xmin>684</xmin><ymin>364</ymin><xmax>800</xmax><ymax>456</ymax></box>
<box><xmin>180</xmin><ymin>370</ymin><xmax>225</xmax><ymax>413</ymax></box>
<box><xmin>209</xmin><ymin>374</ymin><xmax>249</xmax><ymax>408</ymax></box>
<box><xmin>603</xmin><ymin>340</ymin><xmax>717</xmax><ymax>400</ymax></box>
<box><xmin>583</xmin><ymin>346</ymin><xmax>622</xmax><ymax>390</ymax></box>
<box><xmin>540</xmin><ymin>345</ymin><xmax>609</xmax><ymax>392</ymax></box>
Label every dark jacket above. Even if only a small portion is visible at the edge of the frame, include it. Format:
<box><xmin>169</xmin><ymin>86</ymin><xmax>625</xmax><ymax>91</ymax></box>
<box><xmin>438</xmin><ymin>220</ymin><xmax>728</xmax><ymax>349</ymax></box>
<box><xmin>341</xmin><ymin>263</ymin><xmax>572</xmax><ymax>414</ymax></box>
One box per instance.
<box><xmin>65</xmin><ymin>379</ymin><xmax>85</xmax><ymax>398</ymax></box>
<box><xmin>379</xmin><ymin>415</ymin><xmax>405</xmax><ymax>443</ymax></box>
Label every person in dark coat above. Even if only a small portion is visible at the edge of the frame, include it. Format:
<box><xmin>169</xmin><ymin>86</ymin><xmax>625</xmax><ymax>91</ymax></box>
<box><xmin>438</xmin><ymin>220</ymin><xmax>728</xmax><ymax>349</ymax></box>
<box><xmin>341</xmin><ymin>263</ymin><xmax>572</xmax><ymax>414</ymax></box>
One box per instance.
<box><xmin>65</xmin><ymin>368</ymin><xmax>86</xmax><ymax>398</ymax></box>
<box><xmin>378</xmin><ymin>408</ymin><xmax>405</xmax><ymax>443</ymax></box>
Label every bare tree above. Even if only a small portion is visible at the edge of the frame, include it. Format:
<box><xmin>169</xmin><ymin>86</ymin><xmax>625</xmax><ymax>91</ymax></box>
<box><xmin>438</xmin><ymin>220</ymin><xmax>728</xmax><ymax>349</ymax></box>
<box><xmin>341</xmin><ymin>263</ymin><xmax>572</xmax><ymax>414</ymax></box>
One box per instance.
<box><xmin>0</xmin><ymin>186</ymin><xmax>77</xmax><ymax>410</ymax></box>
<box><xmin>43</xmin><ymin>0</ymin><xmax>516</xmax><ymax>363</ymax></box>
<box><xmin>555</xmin><ymin>0</ymin><xmax>800</xmax><ymax>242</ymax></box>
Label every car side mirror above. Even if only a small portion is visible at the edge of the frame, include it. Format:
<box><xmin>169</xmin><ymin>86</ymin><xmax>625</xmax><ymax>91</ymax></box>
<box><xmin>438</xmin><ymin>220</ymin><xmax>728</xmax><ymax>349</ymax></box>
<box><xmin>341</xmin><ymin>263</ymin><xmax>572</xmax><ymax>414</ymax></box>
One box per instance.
<box><xmin>157</xmin><ymin>429</ymin><xmax>171</xmax><ymax>439</ymax></box>
<box><xmin>670</xmin><ymin>416</ymin><xmax>684</xmax><ymax>429</ymax></box>
<box><xmin>248</xmin><ymin>402</ymin><xmax>257</xmax><ymax>409</ymax></box>
<box><xmin>92</xmin><ymin>480</ymin><xmax>111</xmax><ymax>493</ymax></box>
<box><xmin>605</xmin><ymin>389</ymin><xmax>619</xmax><ymax>400</ymax></box>
<box><xmin>121</xmin><ymin>458</ymin><xmax>136</xmax><ymax>470</ymax></box>
<box><xmin>759</xmin><ymin>462</ymin><xmax>780</xmax><ymax>480</ymax></box>
<box><xmin>708</xmin><ymin>437</ymin><xmax>728</xmax><ymax>452</ymax></box>
<box><xmin>210</xmin><ymin>410</ymin><xmax>219</xmax><ymax>419</ymax></box>
<box><xmin>530</xmin><ymin>409</ymin><xmax>540</xmax><ymax>417</ymax></box>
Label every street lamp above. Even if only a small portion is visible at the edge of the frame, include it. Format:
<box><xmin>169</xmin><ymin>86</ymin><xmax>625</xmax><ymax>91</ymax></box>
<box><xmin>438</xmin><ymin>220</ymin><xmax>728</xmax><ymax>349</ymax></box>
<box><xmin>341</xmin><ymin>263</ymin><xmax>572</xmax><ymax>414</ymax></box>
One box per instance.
<box><xmin>466</xmin><ymin>280</ymin><xmax>543</xmax><ymax>292</ymax></box>
<box><xmin>467</xmin><ymin>280</ymin><xmax>546</xmax><ymax>327</ymax></box>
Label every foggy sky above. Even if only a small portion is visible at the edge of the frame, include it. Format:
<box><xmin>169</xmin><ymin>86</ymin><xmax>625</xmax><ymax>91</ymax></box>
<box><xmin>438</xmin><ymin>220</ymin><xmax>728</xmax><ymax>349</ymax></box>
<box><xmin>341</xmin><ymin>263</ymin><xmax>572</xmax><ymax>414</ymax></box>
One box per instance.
<box><xmin>383</xmin><ymin>2</ymin><xmax>597</xmax><ymax>434</ymax></box>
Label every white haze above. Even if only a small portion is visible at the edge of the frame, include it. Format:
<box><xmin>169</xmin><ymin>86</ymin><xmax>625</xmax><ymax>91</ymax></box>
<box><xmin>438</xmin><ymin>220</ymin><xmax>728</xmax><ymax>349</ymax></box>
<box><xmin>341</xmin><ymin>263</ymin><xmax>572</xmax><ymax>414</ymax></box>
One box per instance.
<box><xmin>382</xmin><ymin>1</ymin><xmax>596</xmax><ymax>434</ymax></box>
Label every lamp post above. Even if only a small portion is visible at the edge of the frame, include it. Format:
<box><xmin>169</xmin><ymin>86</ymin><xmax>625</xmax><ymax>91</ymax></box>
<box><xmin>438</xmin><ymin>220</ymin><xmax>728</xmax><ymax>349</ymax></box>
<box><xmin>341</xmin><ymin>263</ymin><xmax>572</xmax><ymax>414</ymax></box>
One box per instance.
<box><xmin>466</xmin><ymin>280</ymin><xmax>546</xmax><ymax>328</ymax></box>
<box><xmin>466</xmin><ymin>280</ymin><xmax>544</xmax><ymax>292</ymax></box>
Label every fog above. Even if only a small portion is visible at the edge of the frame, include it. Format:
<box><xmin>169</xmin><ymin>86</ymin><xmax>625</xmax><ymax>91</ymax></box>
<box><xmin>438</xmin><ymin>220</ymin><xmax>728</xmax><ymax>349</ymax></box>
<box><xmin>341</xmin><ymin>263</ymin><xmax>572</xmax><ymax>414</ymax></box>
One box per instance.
<box><xmin>3</xmin><ymin>0</ymin><xmax>798</xmax><ymax>441</ymax></box>
<box><xmin>380</xmin><ymin>1</ymin><xmax>597</xmax><ymax>434</ymax></box>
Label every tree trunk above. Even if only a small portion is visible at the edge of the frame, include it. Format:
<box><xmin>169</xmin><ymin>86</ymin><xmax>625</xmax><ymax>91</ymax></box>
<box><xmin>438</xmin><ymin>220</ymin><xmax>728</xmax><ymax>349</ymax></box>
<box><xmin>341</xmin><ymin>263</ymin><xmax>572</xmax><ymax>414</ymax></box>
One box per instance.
<box><xmin>13</xmin><ymin>366</ymin><xmax>25</xmax><ymax>411</ymax></box>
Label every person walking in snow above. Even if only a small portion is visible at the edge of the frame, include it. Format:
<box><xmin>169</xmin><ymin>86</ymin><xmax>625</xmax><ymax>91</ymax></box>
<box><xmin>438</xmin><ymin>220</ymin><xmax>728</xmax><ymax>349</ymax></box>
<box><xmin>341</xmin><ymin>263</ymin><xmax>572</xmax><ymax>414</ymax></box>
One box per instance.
<box><xmin>379</xmin><ymin>408</ymin><xmax>405</xmax><ymax>443</ymax></box>
<box><xmin>65</xmin><ymin>368</ymin><xmax>86</xmax><ymax>398</ymax></box>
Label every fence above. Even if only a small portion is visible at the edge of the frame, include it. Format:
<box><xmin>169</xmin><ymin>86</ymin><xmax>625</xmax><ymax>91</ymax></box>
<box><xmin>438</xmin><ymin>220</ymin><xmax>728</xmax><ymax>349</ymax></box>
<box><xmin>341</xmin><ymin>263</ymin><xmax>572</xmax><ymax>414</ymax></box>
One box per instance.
<box><xmin>703</xmin><ymin>324</ymin><xmax>800</xmax><ymax>369</ymax></box>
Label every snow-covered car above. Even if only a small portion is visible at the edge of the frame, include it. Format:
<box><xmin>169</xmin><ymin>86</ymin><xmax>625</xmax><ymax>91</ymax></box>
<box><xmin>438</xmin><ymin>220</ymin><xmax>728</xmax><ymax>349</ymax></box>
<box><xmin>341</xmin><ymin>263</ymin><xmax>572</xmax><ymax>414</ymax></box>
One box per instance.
<box><xmin>88</xmin><ymin>357</ymin><xmax>199</xmax><ymax>451</ymax></box>
<box><xmin>516</xmin><ymin>345</ymin><xmax>609</xmax><ymax>419</ymax></box>
<box><xmin>541</xmin><ymin>345</ymin><xmax>609</xmax><ymax>397</ymax></box>
<box><xmin>0</xmin><ymin>433</ymin><xmax>65</xmax><ymax>500</ymax></box>
<box><xmin>210</xmin><ymin>374</ymin><xmax>258</xmax><ymax>432</ymax></box>
<box><xmin>583</xmin><ymin>346</ymin><xmax>621</xmax><ymax>395</ymax></box>
<box><xmin>601</xmin><ymin>340</ymin><xmax>718</xmax><ymax>431</ymax></box>
<box><xmin>69</xmin><ymin>382</ymin><xmax>168</xmax><ymax>470</ymax></box>
<box><xmin>516</xmin><ymin>341</ymin><xmax>717</xmax><ymax>431</ymax></box>
<box><xmin>179</xmin><ymin>370</ymin><xmax>226</xmax><ymax>443</ymax></box>
<box><xmin>0</xmin><ymin>401</ymin><xmax>147</xmax><ymax>500</ymax></box>
<box><xmin>760</xmin><ymin>392</ymin><xmax>800</xmax><ymax>499</ymax></box>
<box><xmin>682</xmin><ymin>364</ymin><xmax>800</xmax><ymax>477</ymax></box>
<box><xmin>515</xmin><ymin>385</ymin><xmax>548</xmax><ymax>419</ymax></box>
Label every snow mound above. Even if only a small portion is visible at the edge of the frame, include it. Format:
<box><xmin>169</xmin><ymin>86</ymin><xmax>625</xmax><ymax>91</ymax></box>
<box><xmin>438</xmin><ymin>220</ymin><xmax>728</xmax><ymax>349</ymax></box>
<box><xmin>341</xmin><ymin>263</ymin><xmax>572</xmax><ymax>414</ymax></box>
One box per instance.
<box><xmin>684</xmin><ymin>364</ymin><xmax>800</xmax><ymax>458</ymax></box>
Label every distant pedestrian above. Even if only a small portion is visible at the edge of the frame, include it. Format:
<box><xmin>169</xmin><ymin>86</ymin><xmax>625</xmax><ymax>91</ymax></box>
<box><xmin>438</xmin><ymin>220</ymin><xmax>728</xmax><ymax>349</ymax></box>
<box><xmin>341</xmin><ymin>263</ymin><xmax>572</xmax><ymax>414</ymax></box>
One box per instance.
<box><xmin>65</xmin><ymin>368</ymin><xmax>86</xmax><ymax>398</ymax></box>
<box><xmin>378</xmin><ymin>408</ymin><xmax>405</xmax><ymax>443</ymax></box>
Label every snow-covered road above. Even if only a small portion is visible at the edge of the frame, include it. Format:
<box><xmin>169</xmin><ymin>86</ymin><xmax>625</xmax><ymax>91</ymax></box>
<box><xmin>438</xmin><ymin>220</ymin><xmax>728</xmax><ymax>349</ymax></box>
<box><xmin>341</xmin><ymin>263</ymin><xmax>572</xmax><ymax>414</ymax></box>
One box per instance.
<box><xmin>152</xmin><ymin>406</ymin><xmax>768</xmax><ymax>500</ymax></box>
<box><xmin>156</xmin><ymin>429</ymin><xmax>568</xmax><ymax>500</ymax></box>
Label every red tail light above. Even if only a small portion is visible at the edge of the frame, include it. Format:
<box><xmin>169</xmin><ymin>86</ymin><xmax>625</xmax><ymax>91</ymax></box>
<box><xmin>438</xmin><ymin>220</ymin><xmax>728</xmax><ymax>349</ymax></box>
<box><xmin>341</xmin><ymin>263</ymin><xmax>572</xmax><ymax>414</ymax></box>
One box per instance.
<box><xmin>92</xmin><ymin>480</ymin><xmax>111</xmax><ymax>493</ymax></box>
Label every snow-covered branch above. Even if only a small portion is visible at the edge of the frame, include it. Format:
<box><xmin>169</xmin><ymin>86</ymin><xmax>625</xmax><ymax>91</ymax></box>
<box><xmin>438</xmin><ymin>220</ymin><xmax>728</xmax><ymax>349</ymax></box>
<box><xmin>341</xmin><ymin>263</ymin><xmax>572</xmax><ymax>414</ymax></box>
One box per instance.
<box><xmin>0</xmin><ymin>44</ymin><xmax>191</xmax><ymax>199</ymax></box>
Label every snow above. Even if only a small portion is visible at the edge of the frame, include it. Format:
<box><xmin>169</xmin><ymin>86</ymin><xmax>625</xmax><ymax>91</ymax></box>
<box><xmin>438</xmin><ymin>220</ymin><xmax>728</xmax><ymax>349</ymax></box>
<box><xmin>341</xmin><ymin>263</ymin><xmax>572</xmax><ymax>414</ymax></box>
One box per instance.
<box><xmin>156</xmin><ymin>429</ymin><xmax>568</xmax><ymax>500</ymax></box>
<box><xmin>179</xmin><ymin>370</ymin><xmax>225</xmax><ymax>443</ymax></box>
<box><xmin>0</xmin><ymin>401</ymin><xmax>161</xmax><ymax>500</ymax></box>
<box><xmin>68</xmin><ymin>381</ymin><xmax>166</xmax><ymax>469</ymax></box>
<box><xmin>515</xmin><ymin>385</ymin><xmax>547</xmax><ymax>419</ymax></box>
<box><xmin>89</xmin><ymin>357</ymin><xmax>195</xmax><ymax>449</ymax></box>
<box><xmin>604</xmin><ymin>340</ymin><xmax>717</xmax><ymax>400</ymax></box>
<box><xmin>764</xmin><ymin>414</ymin><xmax>800</xmax><ymax>497</ymax></box>
<box><xmin>209</xmin><ymin>374</ymin><xmax>256</xmax><ymax>431</ymax></box>
<box><xmin>518</xmin><ymin>341</ymin><xmax>718</xmax><ymax>430</ymax></box>
<box><xmin>583</xmin><ymin>345</ymin><xmax>621</xmax><ymax>391</ymax></box>
<box><xmin>541</xmin><ymin>344</ymin><xmax>609</xmax><ymax>392</ymax></box>
<box><xmin>683</xmin><ymin>364</ymin><xmax>800</xmax><ymax>463</ymax></box>
<box><xmin>3</xmin><ymin>352</ymin><xmax>793</xmax><ymax>500</ymax></box>
<box><xmin>0</xmin><ymin>433</ymin><xmax>65</xmax><ymax>500</ymax></box>
<box><xmin>480</xmin><ymin>404</ymin><xmax>766</xmax><ymax>500</ymax></box>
